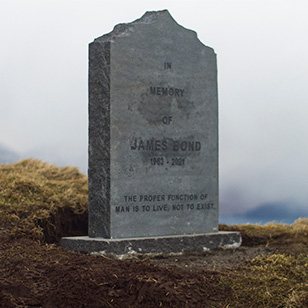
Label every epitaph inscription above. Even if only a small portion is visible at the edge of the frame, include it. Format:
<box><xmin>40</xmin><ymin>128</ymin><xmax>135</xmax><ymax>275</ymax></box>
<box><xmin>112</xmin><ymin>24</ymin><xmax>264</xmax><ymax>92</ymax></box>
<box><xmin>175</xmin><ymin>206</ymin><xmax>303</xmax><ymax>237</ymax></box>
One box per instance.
<box><xmin>89</xmin><ymin>10</ymin><xmax>218</xmax><ymax>239</ymax></box>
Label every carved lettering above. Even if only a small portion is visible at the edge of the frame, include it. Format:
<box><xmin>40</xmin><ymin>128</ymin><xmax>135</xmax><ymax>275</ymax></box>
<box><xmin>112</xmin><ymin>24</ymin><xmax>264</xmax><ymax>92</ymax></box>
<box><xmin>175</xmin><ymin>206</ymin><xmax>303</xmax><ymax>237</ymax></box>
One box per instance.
<box><xmin>149</xmin><ymin>87</ymin><xmax>184</xmax><ymax>97</ymax></box>
<box><xmin>131</xmin><ymin>138</ymin><xmax>201</xmax><ymax>151</ymax></box>
<box><xmin>115</xmin><ymin>193</ymin><xmax>215</xmax><ymax>215</ymax></box>
<box><xmin>164</xmin><ymin>62</ymin><xmax>172</xmax><ymax>69</ymax></box>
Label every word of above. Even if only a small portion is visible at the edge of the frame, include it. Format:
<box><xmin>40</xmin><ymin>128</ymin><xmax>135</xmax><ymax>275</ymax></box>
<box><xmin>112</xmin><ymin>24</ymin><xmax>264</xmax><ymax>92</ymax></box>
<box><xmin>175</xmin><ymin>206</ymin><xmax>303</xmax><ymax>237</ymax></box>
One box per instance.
<box><xmin>162</xmin><ymin>116</ymin><xmax>172</xmax><ymax>125</ymax></box>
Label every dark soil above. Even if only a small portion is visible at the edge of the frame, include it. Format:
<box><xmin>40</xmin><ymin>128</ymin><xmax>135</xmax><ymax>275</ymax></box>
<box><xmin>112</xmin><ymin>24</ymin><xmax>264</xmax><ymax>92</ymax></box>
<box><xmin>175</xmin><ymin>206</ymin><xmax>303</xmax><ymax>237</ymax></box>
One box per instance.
<box><xmin>148</xmin><ymin>246</ymin><xmax>274</xmax><ymax>272</ymax></box>
<box><xmin>0</xmin><ymin>225</ymin><xmax>280</xmax><ymax>308</ymax></box>
<box><xmin>2</xmin><ymin>161</ymin><xmax>307</xmax><ymax>307</ymax></box>
<box><xmin>0</xmin><ymin>206</ymin><xmax>303</xmax><ymax>308</ymax></box>
<box><xmin>0</xmin><ymin>238</ymin><xmax>233</xmax><ymax>308</ymax></box>
<box><xmin>0</xmin><ymin>208</ymin><xmax>292</xmax><ymax>308</ymax></box>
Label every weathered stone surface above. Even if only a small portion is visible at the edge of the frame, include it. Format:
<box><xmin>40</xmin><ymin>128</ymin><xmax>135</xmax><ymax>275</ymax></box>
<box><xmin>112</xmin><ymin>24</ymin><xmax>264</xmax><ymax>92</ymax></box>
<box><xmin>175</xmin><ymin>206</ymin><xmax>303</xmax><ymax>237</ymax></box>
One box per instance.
<box><xmin>61</xmin><ymin>10</ymin><xmax>241</xmax><ymax>254</ymax></box>
<box><xmin>61</xmin><ymin>232</ymin><xmax>241</xmax><ymax>255</ymax></box>
<box><xmin>88</xmin><ymin>10</ymin><xmax>219</xmax><ymax>239</ymax></box>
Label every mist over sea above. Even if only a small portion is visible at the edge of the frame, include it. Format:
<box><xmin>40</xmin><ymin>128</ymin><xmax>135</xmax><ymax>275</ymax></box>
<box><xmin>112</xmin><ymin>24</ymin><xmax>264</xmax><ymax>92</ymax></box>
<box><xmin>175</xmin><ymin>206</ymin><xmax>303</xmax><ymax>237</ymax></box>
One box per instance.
<box><xmin>219</xmin><ymin>215</ymin><xmax>296</xmax><ymax>226</ymax></box>
<box><xmin>220</xmin><ymin>201</ymin><xmax>308</xmax><ymax>225</ymax></box>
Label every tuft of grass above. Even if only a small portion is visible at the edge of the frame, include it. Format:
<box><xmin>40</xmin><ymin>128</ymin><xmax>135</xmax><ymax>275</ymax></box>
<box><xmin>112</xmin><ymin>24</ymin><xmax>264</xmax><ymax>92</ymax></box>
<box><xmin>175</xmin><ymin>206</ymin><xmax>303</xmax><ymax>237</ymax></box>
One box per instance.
<box><xmin>217</xmin><ymin>220</ymin><xmax>308</xmax><ymax>307</ymax></box>
<box><xmin>220</xmin><ymin>219</ymin><xmax>308</xmax><ymax>247</ymax></box>
<box><xmin>217</xmin><ymin>253</ymin><xmax>308</xmax><ymax>308</ymax></box>
<box><xmin>0</xmin><ymin>159</ymin><xmax>88</xmax><ymax>242</ymax></box>
<box><xmin>284</xmin><ymin>290</ymin><xmax>308</xmax><ymax>308</ymax></box>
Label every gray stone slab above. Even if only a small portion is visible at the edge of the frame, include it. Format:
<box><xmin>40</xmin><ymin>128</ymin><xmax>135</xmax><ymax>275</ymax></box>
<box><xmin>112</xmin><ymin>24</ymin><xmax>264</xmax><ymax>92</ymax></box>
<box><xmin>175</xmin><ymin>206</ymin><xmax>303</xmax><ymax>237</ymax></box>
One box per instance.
<box><xmin>61</xmin><ymin>232</ymin><xmax>241</xmax><ymax>255</ymax></box>
<box><xmin>88</xmin><ymin>10</ymin><xmax>220</xmax><ymax>239</ymax></box>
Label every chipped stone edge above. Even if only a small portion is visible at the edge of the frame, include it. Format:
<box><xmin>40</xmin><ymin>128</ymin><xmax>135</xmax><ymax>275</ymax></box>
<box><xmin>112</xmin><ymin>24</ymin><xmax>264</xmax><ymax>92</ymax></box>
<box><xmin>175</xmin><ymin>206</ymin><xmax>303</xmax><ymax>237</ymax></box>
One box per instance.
<box><xmin>61</xmin><ymin>231</ymin><xmax>242</xmax><ymax>257</ymax></box>
<box><xmin>93</xmin><ymin>9</ymin><xmax>207</xmax><ymax>50</ymax></box>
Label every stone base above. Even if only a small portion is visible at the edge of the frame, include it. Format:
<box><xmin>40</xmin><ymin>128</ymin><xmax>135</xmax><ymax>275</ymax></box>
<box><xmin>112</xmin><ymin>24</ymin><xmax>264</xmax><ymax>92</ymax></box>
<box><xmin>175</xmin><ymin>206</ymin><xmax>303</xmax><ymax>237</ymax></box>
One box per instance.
<box><xmin>61</xmin><ymin>231</ymin><xmax>241</xmax><ymax>255</ymax></box>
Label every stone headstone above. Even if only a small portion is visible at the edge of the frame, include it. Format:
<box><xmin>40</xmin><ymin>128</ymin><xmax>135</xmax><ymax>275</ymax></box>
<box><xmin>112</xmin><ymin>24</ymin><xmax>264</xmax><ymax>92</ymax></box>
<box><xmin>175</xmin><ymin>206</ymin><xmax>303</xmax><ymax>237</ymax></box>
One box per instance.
<box><xmin>61</xmin><ymin>10</ymin><xmax>241</xmax><ymax>254</ymax></box>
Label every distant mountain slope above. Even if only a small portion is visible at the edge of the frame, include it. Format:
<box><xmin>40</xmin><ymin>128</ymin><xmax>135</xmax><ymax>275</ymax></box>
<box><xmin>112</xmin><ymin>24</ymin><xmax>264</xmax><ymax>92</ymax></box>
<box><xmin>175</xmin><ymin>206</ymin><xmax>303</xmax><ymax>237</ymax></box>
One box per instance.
<box><xmin>242</xmin><ymin>201</ymin><xmax>308</xmax><ymax>221</ymax></box>
<box><xmin>0</xmin><ymin>143</ymin><xmax>19</xmax><ymax>164</ymax></box>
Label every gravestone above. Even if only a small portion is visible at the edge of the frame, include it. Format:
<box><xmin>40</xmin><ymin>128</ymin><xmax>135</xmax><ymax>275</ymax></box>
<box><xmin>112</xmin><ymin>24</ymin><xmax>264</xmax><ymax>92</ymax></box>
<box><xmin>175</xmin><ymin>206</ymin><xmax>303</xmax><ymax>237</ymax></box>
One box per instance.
<box><xmin>61</xmin><ymin>10</ymin><xmax>241</xmax><ymax>254</ymax></box>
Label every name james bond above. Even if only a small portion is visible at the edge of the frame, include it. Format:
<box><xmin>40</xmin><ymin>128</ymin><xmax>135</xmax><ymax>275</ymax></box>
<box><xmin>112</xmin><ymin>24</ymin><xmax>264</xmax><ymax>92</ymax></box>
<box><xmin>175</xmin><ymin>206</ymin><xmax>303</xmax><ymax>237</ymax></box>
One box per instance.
<box><xmin>131</xmin><ymin>138</ymin><xmax>201</xmax><ymax>151</ymax></box>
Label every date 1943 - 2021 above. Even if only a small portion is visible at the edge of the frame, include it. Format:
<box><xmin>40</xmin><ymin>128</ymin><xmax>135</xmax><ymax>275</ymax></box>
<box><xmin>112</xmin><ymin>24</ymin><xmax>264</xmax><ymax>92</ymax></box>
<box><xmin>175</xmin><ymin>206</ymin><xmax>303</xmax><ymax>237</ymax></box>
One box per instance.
<box><xmin>150</xmin><ymin>157</ymin><xmax>185</xmax><ymax>166</ymax></box>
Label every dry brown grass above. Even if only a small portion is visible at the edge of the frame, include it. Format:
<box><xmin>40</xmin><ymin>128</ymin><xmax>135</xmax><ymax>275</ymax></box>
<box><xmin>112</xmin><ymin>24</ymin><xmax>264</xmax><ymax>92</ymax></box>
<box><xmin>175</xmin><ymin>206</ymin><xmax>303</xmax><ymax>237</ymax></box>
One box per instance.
<box><xmin>220</xmin><ymin>218</ymin><xmax>308</xmax><ymax>247</ymax></box>
<box><xmin>0</xmin><ymin>159</ymin><xmax>88</xmax><ymax>242</ymax></box>
<box><xmin>1</xmin><ymin>159</ymin><xmax>308</xmax><ymax>307</ymax></box>
<box><xmin>219</xmin><ymin>220</ymin><xmax>308</xmax><ymax>307</ymax></box>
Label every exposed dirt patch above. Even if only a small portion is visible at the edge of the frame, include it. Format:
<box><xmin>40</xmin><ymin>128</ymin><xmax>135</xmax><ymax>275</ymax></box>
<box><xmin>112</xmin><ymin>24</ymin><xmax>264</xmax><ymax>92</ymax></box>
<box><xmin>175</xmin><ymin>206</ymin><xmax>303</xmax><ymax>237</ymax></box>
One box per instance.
<box><xmin>2</xmin><ymin>161</ymin><xmax>308</xmax><ymax>307</ymax></box>
<box><xmin>147</xmin><ymin>246</ymin><xmax>275</xmax><ymax>272</ymax></box>
<box><xmin>38</xmin><ymin>206</ymin><xmax>88</xmax><ymax>243</ymax></box>
<box><xmin>0</xmin><ymin>238</ymin><xmax>231</xmax><ymax>308</ymax></box>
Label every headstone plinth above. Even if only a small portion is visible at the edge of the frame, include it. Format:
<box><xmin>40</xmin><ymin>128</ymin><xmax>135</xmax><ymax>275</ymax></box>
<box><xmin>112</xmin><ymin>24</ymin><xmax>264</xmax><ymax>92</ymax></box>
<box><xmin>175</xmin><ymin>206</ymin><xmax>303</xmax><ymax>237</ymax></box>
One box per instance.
<box><xmin>61</xmin><ymin>10</ymin><xmax>241</xmax><ymax>255</ymax></box>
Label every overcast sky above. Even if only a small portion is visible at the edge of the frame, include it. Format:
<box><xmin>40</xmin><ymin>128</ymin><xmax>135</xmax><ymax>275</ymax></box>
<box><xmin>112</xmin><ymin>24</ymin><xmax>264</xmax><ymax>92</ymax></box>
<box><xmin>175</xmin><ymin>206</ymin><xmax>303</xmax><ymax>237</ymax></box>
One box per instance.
<box><xmin>1</xmin><ymin>0</ymin><xmax>307</xmax><ymax>215</ymax></box>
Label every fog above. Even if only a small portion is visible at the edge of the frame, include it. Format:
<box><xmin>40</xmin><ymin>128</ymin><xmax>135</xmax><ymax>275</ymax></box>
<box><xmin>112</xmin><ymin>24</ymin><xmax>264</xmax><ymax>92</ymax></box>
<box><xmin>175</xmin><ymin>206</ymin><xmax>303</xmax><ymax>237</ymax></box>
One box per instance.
<box><xmin>1</xmin><ymin>0</ymin><xmax>308</xmax><ymax>216</ymax></box>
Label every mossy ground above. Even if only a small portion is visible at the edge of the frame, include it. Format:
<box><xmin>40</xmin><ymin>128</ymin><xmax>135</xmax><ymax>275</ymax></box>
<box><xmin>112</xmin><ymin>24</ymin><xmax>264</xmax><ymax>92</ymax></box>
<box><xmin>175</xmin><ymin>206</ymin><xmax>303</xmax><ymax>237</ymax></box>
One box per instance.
<box><xmin>1</xmin><ymin>159</ymin><xmax>308</xmax><ymax>307</ymax></box>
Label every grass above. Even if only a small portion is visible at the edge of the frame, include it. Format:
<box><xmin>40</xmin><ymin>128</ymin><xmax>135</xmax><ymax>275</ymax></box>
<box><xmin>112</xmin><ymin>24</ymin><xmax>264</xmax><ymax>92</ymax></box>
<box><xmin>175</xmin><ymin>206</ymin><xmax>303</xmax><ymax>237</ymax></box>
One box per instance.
<box><xmin>220</xmin><ymin>219</ymin><xmax>308</xmax><ymax>247</ymax></box>
<box><xmin>219</xmin><ymin>220</ymin><xmax>308</xmax><ymax>307</ymax></box>
<box><xmin>217</xmin><ymin>252</ymin><xmax>308</xmax><ymax>307</ymax></box>
<box><xmin>1</xmin><ymin>159</ymin><xmax>308</xmax><ymax>307</ymax></box>
<box><xmin>0</xmin><ymin>159</ymin><xmax>88</xmax><ymax>241</ymax></box>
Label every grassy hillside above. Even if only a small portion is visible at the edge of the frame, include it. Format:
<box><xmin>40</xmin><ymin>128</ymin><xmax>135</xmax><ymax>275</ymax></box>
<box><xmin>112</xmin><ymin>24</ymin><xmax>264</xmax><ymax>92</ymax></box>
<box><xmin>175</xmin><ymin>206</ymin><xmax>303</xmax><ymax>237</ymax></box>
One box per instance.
<box><xmin>0</xmin><ymin>159</ymin><xmax>88</xmax><ymax>242</ymax></box>
<box><xmin>1</xmin><ymin>159</ymin><xmax>308</xmax><ymax>307</ymax></box>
